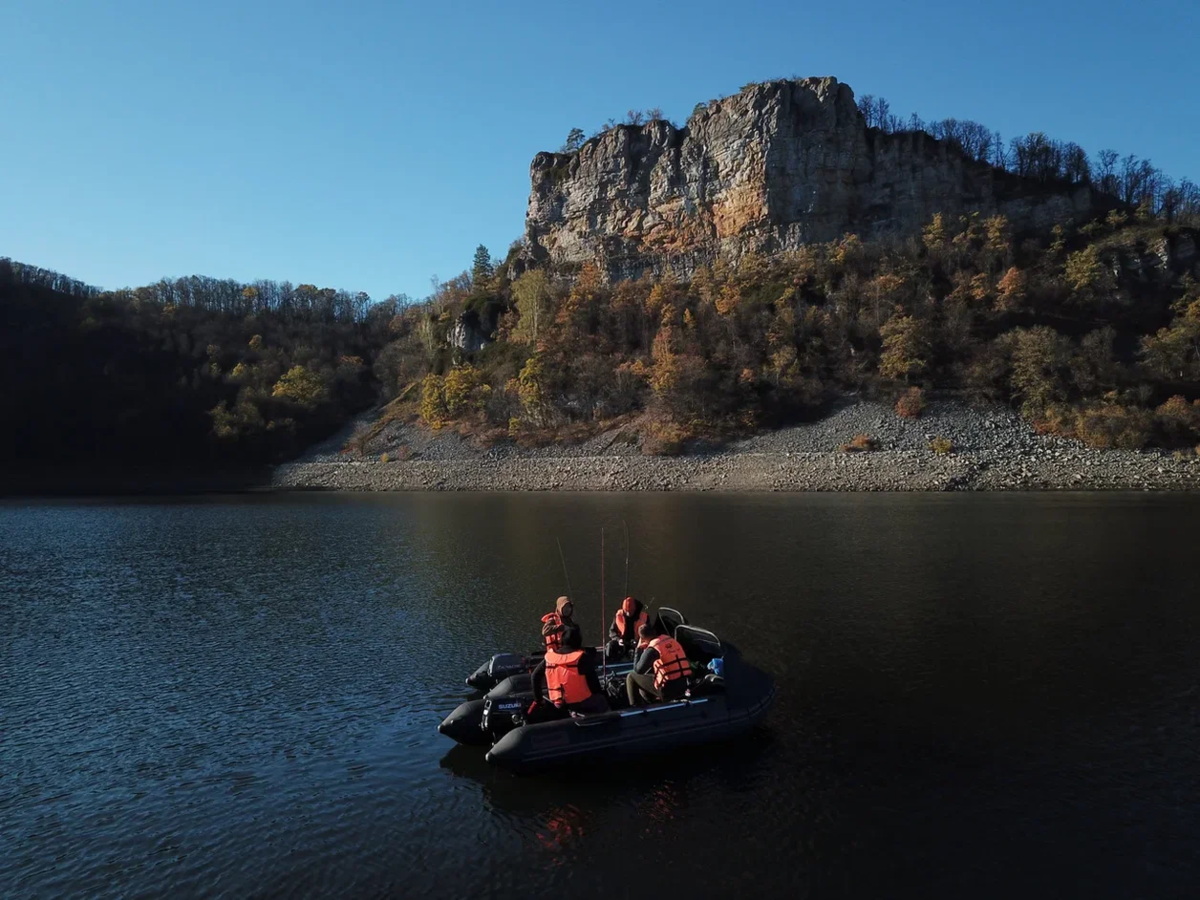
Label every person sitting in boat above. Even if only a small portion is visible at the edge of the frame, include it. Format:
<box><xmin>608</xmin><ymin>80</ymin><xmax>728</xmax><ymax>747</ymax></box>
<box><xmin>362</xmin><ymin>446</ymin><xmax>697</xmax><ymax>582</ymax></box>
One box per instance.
<box><xmin>529</xmin><ymin>628</ymin><xmax>609</xmax><ymax>721</ymax></box>
<box><xmin>607</xmin><ymin>596</ymin><xmax>649</xmax><ymax>658</ymax></box>
<box><xmin>626</xmin><ymin>624</ymin><xmax>693</xmax><ymax>707</ymax></box>
<box><xmin>540</xmin><ymin>596</ymin><xmax>577</xmax><ymax>652</ymax></box>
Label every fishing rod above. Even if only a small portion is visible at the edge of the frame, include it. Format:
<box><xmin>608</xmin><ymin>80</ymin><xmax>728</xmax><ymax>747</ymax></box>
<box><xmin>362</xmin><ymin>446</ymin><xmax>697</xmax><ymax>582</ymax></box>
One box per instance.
<box><xmin>674</xmin><ymin>557</ymin><xmax>679</xmax><ymax>611</ymax></box>
<box><xmin>555</xmin><ymin>537</ymin><xmax>573</xmax><ymax>598</ymax></box>
<box><xmin>600</xmin><ymin>527</ymin><xmax>606</xmax><ymax>683</ymax></box>
<box><xmin>622</xmin><ymin>519</ymin><xmax>630</xmax><ymax>601</ymax></box>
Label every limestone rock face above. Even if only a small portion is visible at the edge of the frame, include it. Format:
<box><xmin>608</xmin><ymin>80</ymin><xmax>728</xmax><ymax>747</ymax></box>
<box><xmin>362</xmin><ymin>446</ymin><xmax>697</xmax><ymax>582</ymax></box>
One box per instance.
<box><xmin>1114</xmin><ymin>229</ymin><xmax>1200</xmax><ymax>283</ymax></box>
<box><xmin>521</xmin><ymin>77</ymin><xmax>1103</xmax><ymax>281</ymax></box>
<box><xmin>1156</xmin><ymin>231</ymin><xmax>1197</xmax><ymax>274</ymax></box>
<box><xmin>449</xmin><ymin>312</ymin><xmax>490</xmax><ymax>352</ymax></box>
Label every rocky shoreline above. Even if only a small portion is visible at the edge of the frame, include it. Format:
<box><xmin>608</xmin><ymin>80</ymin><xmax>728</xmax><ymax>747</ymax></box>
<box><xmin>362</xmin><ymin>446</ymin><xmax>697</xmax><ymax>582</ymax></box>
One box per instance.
<box><xmin>271</xmin><ymin>400</ymin><xmax>1200</xmax><ymax>492</ymax></box>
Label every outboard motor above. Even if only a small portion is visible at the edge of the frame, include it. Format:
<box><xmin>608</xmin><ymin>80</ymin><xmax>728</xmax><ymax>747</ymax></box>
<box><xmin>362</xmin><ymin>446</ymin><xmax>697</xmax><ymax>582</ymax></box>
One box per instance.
<box><xmin>482</xmin><ymin>695</ymin><xmax>527</xmax><ymax>741</ymax></box>
<box><xmin>465</xmin><ymin>660</ymin><xmax>494</xmax><ymax>689</ymax></box>
<box><xmin>488</xmin><ymin>653</ymin><xmax>531</xmax><ymax>683</ymax></box>
<box><xmin>466</xmin><ymin>652</ymin><xmax>535</xmax><ymax>691</ymax></box>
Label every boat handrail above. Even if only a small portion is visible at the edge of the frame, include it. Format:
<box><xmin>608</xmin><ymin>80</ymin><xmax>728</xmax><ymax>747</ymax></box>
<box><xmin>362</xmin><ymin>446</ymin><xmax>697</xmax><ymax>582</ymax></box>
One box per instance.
<box><xmin>614</xmin><ymin>698</ymin><xmax>710</xmax><ymax>718</ymax></box>
<box><xmin>572</xmin><ymin>714</ymin><xmax>622</xmax><ymax>726</ymax></box>
<box><xmin>648</xmin><ymin>698</ymin><xmax>708</xmax><ymax>712</ymax></box>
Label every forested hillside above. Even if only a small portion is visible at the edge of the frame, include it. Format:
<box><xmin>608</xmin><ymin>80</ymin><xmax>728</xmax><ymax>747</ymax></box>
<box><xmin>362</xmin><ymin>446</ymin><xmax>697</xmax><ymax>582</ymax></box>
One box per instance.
<box><xmin>0</xmin><ymin>261</ymin><xmax>392</xmax><ymax>466</ymax></box>
<box><xmin>386</xmin><ymin>215</ymin><xmax>1200</xmax><ymax>455</ymax></box>
<box><xmin>6</xmin><ymin>215</ymin><xmax>1200</xmax><ymax>469</ymax></box>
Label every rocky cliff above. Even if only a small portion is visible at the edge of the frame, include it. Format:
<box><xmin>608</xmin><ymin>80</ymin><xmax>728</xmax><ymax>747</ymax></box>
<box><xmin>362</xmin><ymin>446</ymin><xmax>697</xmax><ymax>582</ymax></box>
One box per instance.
<box><xmin>520</xmin><ymin>77</ymin><xmax>1104</xmax><ymax>281</ymax></box>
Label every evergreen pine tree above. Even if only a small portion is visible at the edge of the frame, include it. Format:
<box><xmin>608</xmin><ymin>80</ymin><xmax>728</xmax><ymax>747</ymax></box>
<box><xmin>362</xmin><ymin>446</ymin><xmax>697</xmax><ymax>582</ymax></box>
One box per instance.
<box><xmin>471</xmin><ymin>245</ymin><xmax>493</xmax><ymax>286</ymax></box>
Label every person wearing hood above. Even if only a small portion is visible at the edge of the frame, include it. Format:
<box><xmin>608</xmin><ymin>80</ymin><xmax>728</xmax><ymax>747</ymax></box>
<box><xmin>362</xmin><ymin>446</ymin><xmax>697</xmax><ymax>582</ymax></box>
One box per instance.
<box><xmin>607</xmin><ymin>596</ymin><xmax>649</xmax><ymax>658</ymax></box>
<box><xmin>541</xmin><ymin>596</ymin><xmax>578</xmax><ymax>652</ymax></box>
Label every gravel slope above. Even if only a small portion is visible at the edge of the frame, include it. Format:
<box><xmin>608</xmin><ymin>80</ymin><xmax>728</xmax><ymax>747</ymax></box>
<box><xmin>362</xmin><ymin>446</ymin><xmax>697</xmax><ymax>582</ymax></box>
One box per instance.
<box><xmin>273</xmin><ymin>399</ymin><xmax>1200</xmax><ymax>492</ymax></box>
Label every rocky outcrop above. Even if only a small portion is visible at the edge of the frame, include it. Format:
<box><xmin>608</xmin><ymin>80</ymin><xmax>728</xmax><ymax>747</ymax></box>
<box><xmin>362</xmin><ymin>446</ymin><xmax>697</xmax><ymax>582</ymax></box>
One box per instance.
<box><xmin>449</xmin><ymin>312</ymin><xmax>491</xmax><ymax>352</ymax></box>
<box><xmin>1155</xmin><ymin>231</ymin><xmax>1198</xmax><ymax>275</ymax></box>
<box><xmin>1107</xmin><ymin>228</ymin><xmax>1200</xmax><ymax>283</ymax></box>
<box><xmin>521</xmin><ymin>77</ymin><xmax>1106</xmax><ymax>281</ymax></box>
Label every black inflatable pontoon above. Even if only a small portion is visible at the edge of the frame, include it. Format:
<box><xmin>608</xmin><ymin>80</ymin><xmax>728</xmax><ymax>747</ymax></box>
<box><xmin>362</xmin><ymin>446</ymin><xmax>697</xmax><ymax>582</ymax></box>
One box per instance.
<box><xmin>486</xmin><ymin>643</ymin><xmax>773</xmax><ymax>774</ymax></box>
<box><xmin>440</xmin><ymin>614</ymin><xmax>775</xmax><ymax>774</ymax></box>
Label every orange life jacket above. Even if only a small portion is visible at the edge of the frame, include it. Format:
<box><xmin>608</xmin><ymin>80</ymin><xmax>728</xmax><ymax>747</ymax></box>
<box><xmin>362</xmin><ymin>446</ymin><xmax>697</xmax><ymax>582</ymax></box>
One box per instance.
<box><xmin>541</xmin><ymin>612</ymin><xmax>563</xmax><ymax>651</ymax></box>
<box><xmin>614</xmin><ymin>607</ymin><xmax>648</xmax><ymax>643</ymax></box>
<box><xmin>649</xmin><ymin>636</ymin><xmax>692</xmax><ymax>692</ymax></box>
<box><xmin>544</xmin><ymin>648</ymin><xmax>592</xmax><ymax>708</ymax></box>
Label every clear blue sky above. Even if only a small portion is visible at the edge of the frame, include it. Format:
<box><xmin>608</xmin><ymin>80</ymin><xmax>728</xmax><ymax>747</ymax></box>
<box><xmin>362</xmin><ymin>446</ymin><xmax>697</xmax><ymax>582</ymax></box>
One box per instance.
<box><xmin>3</xmin><ymin>0</ymin><xmax>1196</xmax><ymax>301</ymax></box>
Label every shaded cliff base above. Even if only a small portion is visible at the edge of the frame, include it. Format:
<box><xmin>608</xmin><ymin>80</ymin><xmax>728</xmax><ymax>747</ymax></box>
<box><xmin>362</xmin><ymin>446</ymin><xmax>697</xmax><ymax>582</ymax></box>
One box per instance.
<box><xmin>0</xmin><ymin>466</ymin><xmax>271</xmax><ymax>497</ymax></box>
<box><xmin>272</xmin><ymin>400</ymin><xmax>1200</xmax><ymax>492</ymax></box>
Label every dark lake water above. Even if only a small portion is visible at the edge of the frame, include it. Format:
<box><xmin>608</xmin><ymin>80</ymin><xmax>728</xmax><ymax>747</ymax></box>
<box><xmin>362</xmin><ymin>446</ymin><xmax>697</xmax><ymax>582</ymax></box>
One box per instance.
<box><xmin>3</xmin><ymin>492</ymin><xmax>1200</xmax><ymax>898</ymax></box>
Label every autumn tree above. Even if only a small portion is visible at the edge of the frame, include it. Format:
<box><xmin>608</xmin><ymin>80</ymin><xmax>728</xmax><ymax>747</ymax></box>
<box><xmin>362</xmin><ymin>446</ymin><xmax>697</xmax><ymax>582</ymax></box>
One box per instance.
<box><xmin>995</xmin><ymin>267</ymin><xmax>1028</xmax><ymax>312</ymax></box>
<box><xmin>443</xmin><ymin>364</ymin><xmax>490</xmax><ymax>415</ymax></box>
<box><xmin>420</xmin><ymin>373</ymin><xmax>446</xmax><ymax>427</ymax></box>
<box><xmin>922</xmin><ymin>213</ymin><xmax>947</xmax><ymax>254</ymax></box>
<box><xmin>511</xmin><ymin>270</ymin><xmax>554</xmax><ymax>344</ymax></box>
<box><xmin>1156</xmin><ymin>395</ymin><xmax>1200</xmax><ymax>439</ymax></box>
<box><xmin>272</xmin><ymin>366</ymin><xmax>328</xmax><ymax>407</ymax></box>
<box><xmin>1003</xmin><ymin>326</ymin><xmax>1071</xmax><ymax>415</ymax></box>
<box><xmin>983</xmin><ymin>214</ymin><xmax>1011</xmax><ymax>268</ymax></box>
<box><xmin>1064</xmin><ymin>245</ymin><xmax>1111</xmax><ymax>297</ymax></box>
<box><xmin>516</xmin><ymin>353</ymin><xmax>552</xmax><ymax>427</ymax></box>
<box><xmin>1140</xmin><ymin>292</ymin><xmax>1200</xmax><ymax>381</ymax></box>
<box><xmin>879</xmin><ymin>309</ymin><xmax>929</xmax><ymax>382</ymax></box>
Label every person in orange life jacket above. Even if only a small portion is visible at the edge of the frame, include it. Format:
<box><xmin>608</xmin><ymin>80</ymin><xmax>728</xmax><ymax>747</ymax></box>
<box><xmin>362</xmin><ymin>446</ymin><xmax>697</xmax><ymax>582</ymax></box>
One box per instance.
<box><xmin>626</xmin><ymin>623</ymin><xmax>693</xmax><ymax>706</ymax></box>
<box><xmin>529</xmin><ymin>627</ymin><xmax>609</xmax><ymax>722</ymax></box>
<box><xmin>607</xmin><ymin>596</ymin><xmax>649</xmax><ymax>658</ymax></box>
<box><xmin>541</xmin><ymin>596</ymin><xmax>578</xmax><ymax>653</ymax></box>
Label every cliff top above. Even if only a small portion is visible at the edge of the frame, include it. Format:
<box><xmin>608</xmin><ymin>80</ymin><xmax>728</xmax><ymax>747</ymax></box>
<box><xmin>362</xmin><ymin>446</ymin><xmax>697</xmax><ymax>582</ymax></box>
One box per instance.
<box><xmin>521</xmin><ymin>75</ymin><xmax>1106</xmax><ymax>282</ymax></box>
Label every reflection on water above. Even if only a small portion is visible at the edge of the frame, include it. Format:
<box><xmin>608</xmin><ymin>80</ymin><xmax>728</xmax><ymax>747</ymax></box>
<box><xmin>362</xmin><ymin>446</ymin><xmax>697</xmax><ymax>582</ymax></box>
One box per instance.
<box><xmin>2</xmin><ymin>492</ymin><xmax>1200</xmax><ymax>898</ymax></box>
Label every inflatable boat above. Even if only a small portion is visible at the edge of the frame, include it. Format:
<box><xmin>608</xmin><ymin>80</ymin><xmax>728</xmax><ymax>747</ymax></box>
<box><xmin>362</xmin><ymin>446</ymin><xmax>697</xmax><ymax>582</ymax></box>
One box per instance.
<box><xmin>440</xmin><ymin>613</ymin><xmax>775</xmax><ymax>774</ymax></box>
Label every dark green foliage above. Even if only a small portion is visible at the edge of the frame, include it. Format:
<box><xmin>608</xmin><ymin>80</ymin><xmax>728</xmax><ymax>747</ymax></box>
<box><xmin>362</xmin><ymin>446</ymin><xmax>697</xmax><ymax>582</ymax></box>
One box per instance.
<box><xmin>471</xmin><ymin>245</ymin><xmax>493</xmax><ymax>286</ymax></box>
<box><xmin>560</xmin><ymin>128</ymin><xmax>585</xmax><ymax>153</ymax></box>
<box><xmin>1</xmin><ymin>263</ymin><xmax>382</xmax><ymax>467</ymax></box>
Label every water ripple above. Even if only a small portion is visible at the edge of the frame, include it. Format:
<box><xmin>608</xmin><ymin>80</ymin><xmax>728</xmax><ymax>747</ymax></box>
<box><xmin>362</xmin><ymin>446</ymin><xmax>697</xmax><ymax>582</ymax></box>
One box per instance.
<box><xmin>3</xmin><ymin>493</ymin><xmax>1200</xmax><ymax>897</ymax></box>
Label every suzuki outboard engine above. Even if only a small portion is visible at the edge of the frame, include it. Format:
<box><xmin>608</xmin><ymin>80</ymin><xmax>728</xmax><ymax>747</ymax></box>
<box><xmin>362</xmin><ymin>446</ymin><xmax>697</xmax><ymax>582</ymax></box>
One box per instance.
<box><xmin>482</xmin><ymin>695</ymin><xmax>527</xmax><ymax>741</ymax></box>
